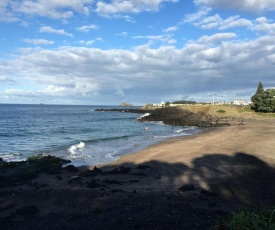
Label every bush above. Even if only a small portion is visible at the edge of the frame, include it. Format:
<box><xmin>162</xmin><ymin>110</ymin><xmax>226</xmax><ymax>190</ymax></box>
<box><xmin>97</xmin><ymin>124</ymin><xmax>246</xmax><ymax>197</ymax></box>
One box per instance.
<box><xmin>216</xmin><ymin>110</ymin><xmax>226</xmax><ymax>113</ymax></box>
<box><xmin>212</xmin><ymin>206</ymin><xmax>275</xmax><ymax>230</ymax></box>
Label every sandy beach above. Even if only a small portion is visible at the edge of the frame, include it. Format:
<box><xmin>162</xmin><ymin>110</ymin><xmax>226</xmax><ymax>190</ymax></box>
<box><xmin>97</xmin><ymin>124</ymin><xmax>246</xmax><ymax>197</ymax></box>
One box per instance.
<box><xmin>1</xmin><ymin>119</ymin><xmax>275</xmax><ymax>229</ymax></box>
<box><xmin>93</xmin><ymin>119</ymin><xmax>275</xmax><ymax>202</ymax></box>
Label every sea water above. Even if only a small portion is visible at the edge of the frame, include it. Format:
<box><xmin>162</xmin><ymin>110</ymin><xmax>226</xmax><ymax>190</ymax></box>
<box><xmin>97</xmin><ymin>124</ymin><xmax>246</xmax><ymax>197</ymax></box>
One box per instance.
<box><xmin>0</xmin><ymin>104</ymin><xmax>202</xmax><ymax>166</ymax></box>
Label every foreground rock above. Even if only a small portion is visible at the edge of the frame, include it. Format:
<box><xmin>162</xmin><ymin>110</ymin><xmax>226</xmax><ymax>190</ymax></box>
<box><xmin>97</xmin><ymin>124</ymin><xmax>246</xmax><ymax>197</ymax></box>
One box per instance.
<box><xmin>0</xmin><ymin>158</ymin><xmax>236</xmax><ymax>230</ymax></box>
<box><xmin>0</xmin><ymin>155</ymin><xmax>70</xmax><ymax>186</ymax></box>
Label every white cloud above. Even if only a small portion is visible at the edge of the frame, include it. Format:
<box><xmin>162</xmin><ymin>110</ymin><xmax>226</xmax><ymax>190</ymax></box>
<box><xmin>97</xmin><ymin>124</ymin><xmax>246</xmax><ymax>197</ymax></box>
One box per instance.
<box><xmin>183</xmin><ymin>8</ymin><xmax>253</xmax><ymax>30</ymax></box>
<box><xmin>79</xmin><ymin>38</ymin><xmax>103</xmax><ymax>46</ymax></box>
<box><xmin>11</xmin><ymin>0</ymin><xmax>93</xmax><ymax>19</ymax></box>
<box><xmin>219</xmin><ymin>16</ymin><xmax>253</xmax><ymax>30</ymax></box>
<box><xmin>253</xmin><ymin>17</ymin><xmax>275</xmax><ymax>34</ymax></box>
<box><xmin>194</xmin><ymin>0</ymin><xmax>275</xmax><ymax>13</ymax></box>
<box><xmin>1</xmin><ymin>89</ymin><xmax>37</xmax><ymax>97</ymax></box>
<box><xmin>76</xmin><ymin>24</ymin><xmax>99</xmax><ymax>32</ymax></box>
<box><xmin>163</xmin><ymin>26</ymin><xmax>179</xmax><ymax>33</ymax></box>
<box><xmin>167</xmin><ymin>39</ymin><xmax>177</xmax><ymax>44</ymax></box>
<box><xmin>198</xmin><ymin>33</ymin><xmax>237</xmax><ymax>43</ymax></box>
<box><xmin>0</xmin><ymin>76</ymin><xmax>16</xmax><ymax>84</ymax></box>
<box><xmin>116</xmin><ymin>32</ymin><xmax>129</xmax><ymax>37</ymax></box>
<box><xmin>79</xmin><ymin>40</ymin><xmax>95</xmax><ymax>46</ymax></box>
<box><xmin>38</xmin><ymin>82</ymin><xmax>99</xmax><ymax>97</ymax></box>
<box><xmin>2</xmin><ymin>34</ymin><xmax>275</xmax><ymax>104</ymax></box>
<box><xmin>0</xmin><ymin>0</ymin><xmax>159</xmax><ymax>23</ymax></box>
<box><xmin>132</xmin><ymin>34</ymin><xmax>175</xmax><ymax>45</ymax></box>
<box><xmin>108</xmin><ymin>14</ymin><xmax>136</xmax><ymax>22</ymax></box>
<box><xmin>23</xmin><ymin>39</ymin><xmax>55</xmax><ymax>45</ymax></box>
<box><xmin>183</xmin><ymin>6</ymin><xmax>212</xmax><ymax>24</ymax></box>
<box><xmin>95</xmin><ymin>0</ymin><xmax>179</xmax><ymax>15</ymax></box>
<box><xmin>0</xmin><ymin>0</ymin><xmax>20</xmax><ymax>22</ymax></box>
<box><xmin>39</xmin><ymin>26</ymin><xmax>73</xmax><ymax>37</ymax></box>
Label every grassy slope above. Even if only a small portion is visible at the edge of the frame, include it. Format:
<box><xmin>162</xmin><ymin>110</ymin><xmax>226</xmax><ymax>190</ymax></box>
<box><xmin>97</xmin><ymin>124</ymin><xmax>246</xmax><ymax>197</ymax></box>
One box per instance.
<box><xmin>173</xmin><ymin>104</ymin><xmax>275</xmax><ymax>119</ymax></box>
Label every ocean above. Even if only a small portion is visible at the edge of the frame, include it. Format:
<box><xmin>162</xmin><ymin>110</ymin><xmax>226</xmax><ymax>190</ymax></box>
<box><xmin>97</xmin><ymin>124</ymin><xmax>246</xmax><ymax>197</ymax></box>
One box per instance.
<box><xmin>0</xmin><ymin>104</ymin><xmax>202</xmax><ymax>166</ymax></box>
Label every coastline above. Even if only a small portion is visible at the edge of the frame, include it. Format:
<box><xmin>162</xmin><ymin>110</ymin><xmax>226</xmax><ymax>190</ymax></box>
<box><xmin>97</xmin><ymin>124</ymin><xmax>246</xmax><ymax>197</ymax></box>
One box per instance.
<box><xmin>88</xmin><ymin>119</ymin><xmax>275</xmax><ymax>199</ymax></box>
<box><xmin>2</xmin><ymin>119</ymin><xmax>275</xmax><ymax>229</ymax></box>
<box><xmin>93</xmin><ymin>119</ymin><xmax>275</xmax><ymax>169</ymax></box>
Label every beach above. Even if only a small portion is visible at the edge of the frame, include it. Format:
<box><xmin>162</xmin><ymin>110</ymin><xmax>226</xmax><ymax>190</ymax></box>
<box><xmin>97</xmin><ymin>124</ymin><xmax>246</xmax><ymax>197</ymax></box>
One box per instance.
<box><xmin>92</xmin><ymin>119</ymin><xmax>275</xmax><ymax>202</ymax></box>
<box><xmin>1</xmin><ymin>118</ymin><xmax>275</xmax><ymax>229</ymax></box>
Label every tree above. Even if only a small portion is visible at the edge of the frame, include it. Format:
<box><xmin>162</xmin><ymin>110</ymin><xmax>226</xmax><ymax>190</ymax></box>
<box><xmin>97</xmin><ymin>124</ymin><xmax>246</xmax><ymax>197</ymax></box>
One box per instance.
<box><xmin>251</xmin><ymin>82</ymin><xmax>264</xmax><ymax>111</ymax></box>
<box><xmin>251</xmin><ymin>82</ymin><xmax>275</xmax><ymax>112</ymax></box>
<box><xmin>256</xmin><ymin>82</ymin><xmax>264</xmax><ymax>94</ymax></box>
<box><xmin>165</xmin><ymin>101</ymin><xmax>171</xmax><ymax>107</ymax></box>
<box><xmin>257</xmin><ymin>89</ymin><xmax>275</xmax><ymax>112</ymax></box>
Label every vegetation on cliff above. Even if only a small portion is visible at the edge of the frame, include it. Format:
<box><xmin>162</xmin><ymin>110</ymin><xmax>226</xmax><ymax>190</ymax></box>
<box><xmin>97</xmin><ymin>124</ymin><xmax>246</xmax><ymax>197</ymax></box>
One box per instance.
<box><xmin>172</xmin><ymin>100</ymin><xmax>197</xmax><ymax>105</ymax></box>
<box><xmin>120</xmin><ymin>102</ymin><xmax>133</xmax><ymax>106</ymax></box>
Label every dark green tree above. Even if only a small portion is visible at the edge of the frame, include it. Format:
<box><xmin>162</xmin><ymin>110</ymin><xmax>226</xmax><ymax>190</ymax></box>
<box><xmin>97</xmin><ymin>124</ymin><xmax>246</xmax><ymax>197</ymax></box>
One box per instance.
<box><xmin>251</xmin><ymin>82</ymin><xmax>264</xmax><ymax>111</ymax></box>
<box><xmin>257</xmin><ymin>89</ymin><xmax>275</xmax><ymax>112</ymax></box>
<box><xmin>256</xmin><ymin>82</ymin><xmax>264</xmax><ymax>94</ymax></box>
<box><xmin>251</xmin><ymin>81</ymin><xmax>275</xmax><ymax>112</ymax></box>
<box><xmin>165</xmin><ymin>101</ymin><xmax>171</xmax><ymax>107</ymax></box>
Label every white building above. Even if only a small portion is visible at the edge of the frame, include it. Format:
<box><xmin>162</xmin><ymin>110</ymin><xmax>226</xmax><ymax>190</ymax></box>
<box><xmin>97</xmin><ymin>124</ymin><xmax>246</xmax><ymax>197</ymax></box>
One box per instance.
<box><xmin>153</xmin><ymin>101</ymin><xmax>165</xmax><ymax>107</ymax></box>
<box><xmin>233</xmin><ymin>99</ymin><xmax>252</xmax><ymax>106</ymax></box>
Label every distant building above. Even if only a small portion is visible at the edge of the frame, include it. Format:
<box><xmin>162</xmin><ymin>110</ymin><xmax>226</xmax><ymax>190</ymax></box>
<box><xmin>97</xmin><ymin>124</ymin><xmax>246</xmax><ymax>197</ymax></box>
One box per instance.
<box><xmin>153</xmin><ymin>101</ymin><xmax>165</xmax><ymax>107</ymax></box>
<box><xmin>233</xmin><ymin>99</ymin><xmax>252</xmax><ymax>106</ymax></box>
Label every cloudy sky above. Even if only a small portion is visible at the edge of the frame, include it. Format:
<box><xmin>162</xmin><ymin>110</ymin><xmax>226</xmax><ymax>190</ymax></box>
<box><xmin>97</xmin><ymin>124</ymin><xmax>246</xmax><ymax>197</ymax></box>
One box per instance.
<box><xmin>1</xmin><ymin>0</ymin><xmax>275</xmax><ymax>105</ymax></box>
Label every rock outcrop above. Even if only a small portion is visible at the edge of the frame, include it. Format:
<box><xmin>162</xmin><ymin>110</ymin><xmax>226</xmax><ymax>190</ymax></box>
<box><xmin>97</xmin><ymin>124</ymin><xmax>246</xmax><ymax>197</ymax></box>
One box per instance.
<box><xmin>95</xmin><ymin>107</ymin><xmax>230</xmax><ymax>127</ymax></box>
<box><xmin>138</xmin><ymin>107</ymin><xmax>229</xmax><ymax>127</ymax></box>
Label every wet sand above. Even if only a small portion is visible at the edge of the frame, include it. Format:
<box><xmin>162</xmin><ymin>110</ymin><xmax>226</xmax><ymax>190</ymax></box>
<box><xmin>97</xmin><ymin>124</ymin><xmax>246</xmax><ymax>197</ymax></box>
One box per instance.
<box><xmin>1</xmin><ymin>119</ymin><xmax>275</xmax><ymax>229</ymax></box>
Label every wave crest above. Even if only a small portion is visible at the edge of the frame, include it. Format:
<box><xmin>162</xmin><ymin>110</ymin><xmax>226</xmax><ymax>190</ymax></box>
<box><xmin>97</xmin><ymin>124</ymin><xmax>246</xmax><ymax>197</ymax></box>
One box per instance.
<box><xmin>68</xmin><ymin>141</ymin><xmax>85</xmax><ymax>155</ymax></box>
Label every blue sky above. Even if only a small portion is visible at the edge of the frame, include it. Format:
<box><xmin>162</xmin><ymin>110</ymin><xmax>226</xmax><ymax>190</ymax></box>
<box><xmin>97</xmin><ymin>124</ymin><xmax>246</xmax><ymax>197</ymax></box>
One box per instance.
<box><xmin>1</xmin><ymin>0</ymin><xmax>275</xmax><ymax>105</ymax></box>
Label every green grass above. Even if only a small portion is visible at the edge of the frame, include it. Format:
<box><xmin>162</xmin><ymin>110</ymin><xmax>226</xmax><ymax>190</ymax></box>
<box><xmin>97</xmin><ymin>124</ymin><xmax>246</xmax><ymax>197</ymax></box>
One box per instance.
<box><xmin>216</xmin><ymin>109</ymin><xmax>226</xmax><ymax>113</ymax></box>
<box><xmin>212</xmin><ymin>205</ymin><xmax>275</xmax><ymax>230</ymax></box>
<box><xmin>256</xmin><ymin>112</ymin><xmax>275</xmax><ymax>118</ymax></box>
<box><xmin>237</xmin><ymin>106</ymin><xmax>252</xmax><ymax>113</ymax></box>
<box><xmin>243</xmin><ymin>106</ymin><xmax>253</xmax><ymax>112</ymax></box>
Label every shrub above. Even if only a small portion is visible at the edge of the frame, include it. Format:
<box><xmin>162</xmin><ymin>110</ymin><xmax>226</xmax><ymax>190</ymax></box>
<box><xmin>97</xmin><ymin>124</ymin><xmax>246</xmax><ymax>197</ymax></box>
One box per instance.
<box><xmin>212</xmin><ymin>206</ymin><xmax>275</xmax><ymax>230</ymax></box>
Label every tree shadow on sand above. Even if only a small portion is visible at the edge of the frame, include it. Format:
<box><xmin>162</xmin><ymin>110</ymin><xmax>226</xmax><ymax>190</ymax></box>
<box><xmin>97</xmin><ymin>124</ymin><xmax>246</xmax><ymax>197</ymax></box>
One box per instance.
<box><xmin>99</xmin><ymin>152</ymin><xmax>275</xmax><ymax>205</ymax></box>
<box><xmin>188</xmin><ymin>152</ymin><xmax>275</xmax><ymax>204</ymax></box>
<box><xmin>1</xmin><ymin>152</ymin><xmax>275</xmax><ymax>230</ymax></box>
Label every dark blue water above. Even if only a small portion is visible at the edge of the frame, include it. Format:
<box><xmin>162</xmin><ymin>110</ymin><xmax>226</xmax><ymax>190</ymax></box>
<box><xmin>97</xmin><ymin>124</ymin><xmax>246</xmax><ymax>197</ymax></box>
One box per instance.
<box><xmin>0</xmin><ymin>104</ymin><xmax>202</xmax><ymax>166</ymax></box>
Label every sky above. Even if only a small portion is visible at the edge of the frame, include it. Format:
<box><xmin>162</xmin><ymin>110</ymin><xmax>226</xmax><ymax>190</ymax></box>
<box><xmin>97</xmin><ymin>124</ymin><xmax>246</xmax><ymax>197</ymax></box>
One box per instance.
<box><xmin>1</xmin><ymin>0</ymin><xmax>275</xmax><ymax>105</ymax></box>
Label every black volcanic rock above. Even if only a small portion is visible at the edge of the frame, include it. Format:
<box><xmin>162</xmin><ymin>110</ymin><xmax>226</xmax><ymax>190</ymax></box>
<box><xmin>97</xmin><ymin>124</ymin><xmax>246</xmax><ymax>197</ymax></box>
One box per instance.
<box><xmin>95</xmin><ymin>108</ymin><xmax>153</xmax><ymax>114</ymax></box>
<box><xmin>138</xmin><ymin>107</ymin><xmax>229</xmax><ymax>127</ymax></box>
<box><xmin>107</xmin><ymin>166</ymin><xmax>131</xmax><ymax>174</ymax></box>
<box><xmin>95</xmin><ymin>107</ymin><xmax>230</xmax><ymax>127</ymax></box>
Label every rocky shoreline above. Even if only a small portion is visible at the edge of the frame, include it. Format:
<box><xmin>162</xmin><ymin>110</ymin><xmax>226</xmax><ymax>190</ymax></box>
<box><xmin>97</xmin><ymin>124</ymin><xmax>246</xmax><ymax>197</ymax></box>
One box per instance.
<box><xmin>96</xmin><ymin>107</ymin><xmax>235</xmax><ymax>127</ymax></box>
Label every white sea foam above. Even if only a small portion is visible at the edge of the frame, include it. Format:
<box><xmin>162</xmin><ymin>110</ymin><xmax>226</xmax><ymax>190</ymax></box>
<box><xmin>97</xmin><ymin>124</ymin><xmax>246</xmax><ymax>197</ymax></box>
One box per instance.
<box><xmin>105</xmin><ymin>152</ymin><xmax>116</xmax><ymax>159</ymax></box>
<box><xmin>157</xmin><ymin>121</ymin><xmax>165</xmax><ymax>125</ymax></box>
<box><xmin>138</xmin><ymin>113</ymin><xmax>150</xmax><ymax>119</ymax></box>
<box><xmin>68</xmin><ymin>141</ymin><xmax>85</xmax><ymax>155</ymax></box>
<box><xmin>175</xmin><ymin>128</ymin><xmax>187</xmax><ymax>133</ymax></box>
<box><xmin>0</xmin><ymin>153</ymin><xmax>26</xmax><ymax>162</ymax></box>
